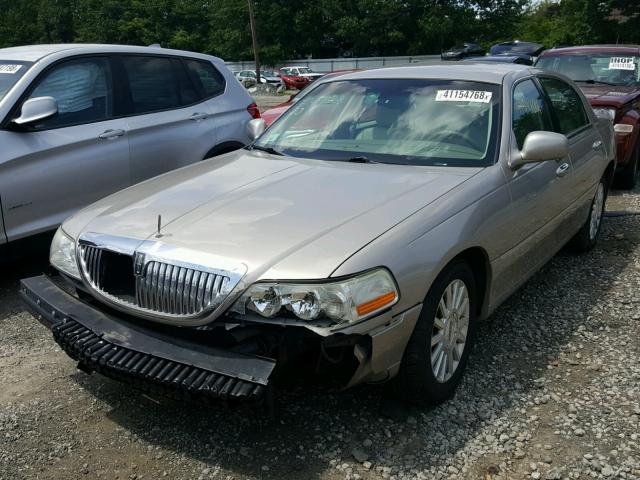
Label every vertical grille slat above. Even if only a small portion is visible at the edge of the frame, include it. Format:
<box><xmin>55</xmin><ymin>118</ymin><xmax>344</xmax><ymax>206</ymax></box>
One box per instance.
<box><xmin>80</xmin><ymin>245</ymin><xmax>231</xmax><ymax>318</ymax></box>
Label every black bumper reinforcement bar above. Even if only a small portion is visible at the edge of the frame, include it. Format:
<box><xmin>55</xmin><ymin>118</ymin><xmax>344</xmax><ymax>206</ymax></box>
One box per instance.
<box><xmin>20</xmin><ymin>275</ymin><xmax>276</xmax><ymax>402</ymax></box>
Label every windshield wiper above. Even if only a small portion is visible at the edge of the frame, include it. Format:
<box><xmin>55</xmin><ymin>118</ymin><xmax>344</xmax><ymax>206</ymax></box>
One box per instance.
<box><xmin>344</xmin><ymin>156</ymin><xmax>378</xmax><ymax>164</ymax></box>
<box><xmin>248</xmin><ymin>145</ymin><xmax>285</xmax><ymax>156</ymax></box>
<box><xmin>574</xmin><ymin>79</ymin><xmax>617</xmax><ymax>86</ymax></box>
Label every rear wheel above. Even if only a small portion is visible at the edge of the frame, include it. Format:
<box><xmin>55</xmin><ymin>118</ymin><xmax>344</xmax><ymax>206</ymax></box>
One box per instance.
<box><xmin>614</xmin><ymin>144</ymin><xmax>638</xmax><ymax>190</ymax></box>
<box><xmin>391</xmin><ymin>260</ymin><xmax>477</xmax><ymax>406</ymax></box>
<box><xmin>568</xmin><ymin>175</ymin><xmax>607</xmax><ymax>252</ymax></box>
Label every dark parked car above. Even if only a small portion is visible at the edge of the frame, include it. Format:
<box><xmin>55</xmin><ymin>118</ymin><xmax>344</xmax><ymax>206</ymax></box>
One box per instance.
<box><xmin>465</xmin><ymin>55</ymin><xmax>534</xmax><ymax>66</ymax></box>
<box><xmin>490</xmin><ymin>41</ymin><xmax>545</xmax><ymax>57</ymax></box>
<box><xmin>536</xmin><ymin>45</ymin><xmax>640</xmax><ymax>188</ymax></box>
<box><xmin>441</xmin><ymin>43</ymin><xmax>486</xmax><ymax>61</ymax></box>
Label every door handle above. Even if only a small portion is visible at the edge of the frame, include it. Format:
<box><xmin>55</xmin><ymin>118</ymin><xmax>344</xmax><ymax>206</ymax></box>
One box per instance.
<box><xmin>556</xmin><ymin>162</ymin><xmax>571</xmax><ymax>177</ymax></box>
<box><xmin>190</xmin><ymin>112</ymin><xmax>209</xmax><ymax>121</ymax></box>
<box><xmin>592</xmin><ymin>140</ymin><xmax>603</xmax><ymax>150</ymax></box>
<box><xmin>99</xmin><ymin>129</ymin><xmax>125</xmax><ymax>140</ymax></box>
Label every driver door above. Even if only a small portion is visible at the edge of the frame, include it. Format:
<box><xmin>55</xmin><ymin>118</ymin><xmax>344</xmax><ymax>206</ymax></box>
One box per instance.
<box><xmin>493</xmin><ymin>78</ymin><xmax>574</xmax><ymax>302</ymax></box>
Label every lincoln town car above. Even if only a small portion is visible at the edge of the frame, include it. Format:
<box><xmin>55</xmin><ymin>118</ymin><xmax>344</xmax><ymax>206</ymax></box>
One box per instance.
<box><xmin>22</xmin><ymin>64</ymin><xmax>615</xmax><ymax>405</ymax></box>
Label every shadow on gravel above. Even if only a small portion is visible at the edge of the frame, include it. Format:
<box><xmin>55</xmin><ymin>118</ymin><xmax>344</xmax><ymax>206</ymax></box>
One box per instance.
<box><xmin>63</xmin><ymin>214</ymin><xmax>639</xmax><ymax>479</ymax></box>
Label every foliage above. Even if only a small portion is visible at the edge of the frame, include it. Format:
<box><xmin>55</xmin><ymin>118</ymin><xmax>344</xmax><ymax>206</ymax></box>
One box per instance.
<box><xmin>0</xmin><ymin>0</ymin><xmax>637</xmax><ymax>65</ymax></box>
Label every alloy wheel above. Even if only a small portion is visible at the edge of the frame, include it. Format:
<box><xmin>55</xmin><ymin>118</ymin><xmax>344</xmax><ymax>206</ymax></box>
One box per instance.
<box><xmin>430</xmin><ymin>279</ymin><xmax>470</xmax><ymax>383</ymax></box>
<box><xmin>589</xmin><ymin>182</ymin><xmax>605</xmax><ymax>240</ymax></box>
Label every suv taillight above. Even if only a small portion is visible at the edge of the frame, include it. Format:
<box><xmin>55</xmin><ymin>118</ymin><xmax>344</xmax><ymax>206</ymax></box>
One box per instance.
<box><xmin>247</xmin><ymin>102</ymin><xmax>261</xmax><ymax>119</ymax></box>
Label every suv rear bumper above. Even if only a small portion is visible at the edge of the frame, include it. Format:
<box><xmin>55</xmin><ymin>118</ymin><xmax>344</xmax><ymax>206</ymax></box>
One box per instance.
<box><xmin>20</xmin><ymin>275</ymin><xmax>275</xmax><ymax>402</ymax></box>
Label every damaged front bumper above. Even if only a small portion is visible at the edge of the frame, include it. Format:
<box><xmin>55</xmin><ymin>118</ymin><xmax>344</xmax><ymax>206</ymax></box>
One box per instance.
<box><xmin>20</xmin><ymin>275</ymin><xmax>422</xmax><ymax>402</ymax></box>
<box><xmin>21</xmin><ymin>275</ymin><xmax>275</xmax><ymax>402</ymax></box>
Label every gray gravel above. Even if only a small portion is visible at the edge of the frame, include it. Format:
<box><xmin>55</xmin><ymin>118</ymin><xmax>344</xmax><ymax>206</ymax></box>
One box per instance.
<box><xmin>1</xmin><ymin>186</ymin><xmax>639</xmax><ymax>480</ymax></box>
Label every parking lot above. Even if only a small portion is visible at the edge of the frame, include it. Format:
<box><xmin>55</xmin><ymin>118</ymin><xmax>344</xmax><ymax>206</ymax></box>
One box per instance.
<box><xmin>0</xmin><ymin>184</ymin><xmax>637</xmax><ymax>480</ymax></box>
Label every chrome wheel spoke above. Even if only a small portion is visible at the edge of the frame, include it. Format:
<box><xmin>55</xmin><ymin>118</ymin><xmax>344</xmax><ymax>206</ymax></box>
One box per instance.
<box><xmin>431</xmin><ymin>331</ymin><xmax>444</xmax><ymax>347</ymax></box>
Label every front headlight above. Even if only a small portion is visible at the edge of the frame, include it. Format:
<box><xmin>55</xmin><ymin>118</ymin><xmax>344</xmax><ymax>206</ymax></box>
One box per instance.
<box><xmin>593</xmin><ymin>108</ymin><xmax>616</xmax><ymax>121</ymax></box>
<box><xmin>230</xmin><ymin>268</ymin><xmax>399</xmax><ymax>325</ymax></box>
<box><xmin>50</xmin><ymin>227</ymin><xmax>80</xmax><ymax>279</ymax></box>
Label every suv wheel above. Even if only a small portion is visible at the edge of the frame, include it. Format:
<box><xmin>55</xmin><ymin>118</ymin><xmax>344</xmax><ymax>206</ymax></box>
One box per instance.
<box><xmin>391</xmin><ymin>260</ymin><xmax>477</xmax><ymax>406</ymax></box>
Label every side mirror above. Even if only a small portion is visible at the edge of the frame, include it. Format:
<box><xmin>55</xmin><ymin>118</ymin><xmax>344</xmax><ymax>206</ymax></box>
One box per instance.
<box><xmin>12</xmin><ymin>96</ymin><xmax>58</xmax><ymax>126</ymax></box>
<box><xmin>509</xmin><ymin>131</ymin><xmax>569</xmax><ymax>170</ymax></box>
<box><xmin>247</xmin><ymin>118</ymin><xmax>266</xmax><ymax>141</ymax></box>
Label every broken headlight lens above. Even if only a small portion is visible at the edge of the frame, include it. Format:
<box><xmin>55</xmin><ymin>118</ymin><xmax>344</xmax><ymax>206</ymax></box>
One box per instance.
<box><xmin>50</xmin><ymin>227</ymin><xmax>80</xmax><ymax>279</ymax></box>
<box><xmin>230</xmin><ymin>268</ymin><xmax>399</xmax><ymax>324</ymax></box>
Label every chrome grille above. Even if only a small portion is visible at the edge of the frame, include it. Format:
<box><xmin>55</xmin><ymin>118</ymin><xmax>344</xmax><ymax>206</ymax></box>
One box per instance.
<box><xmin>136</xmin><ymin>261</ymin><xmax>229</xmax><ymax>315</ymax></box>
<box><xmin>79</xmin><ymin>244</ymin><xmax>230</xmax><ymax>318</ymax></box>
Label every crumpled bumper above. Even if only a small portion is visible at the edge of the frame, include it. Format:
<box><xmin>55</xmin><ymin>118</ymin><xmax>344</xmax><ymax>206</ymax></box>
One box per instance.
<box><xmin>20</xmin><ymin>275</ymin><xmax>276</xmax><ymax>402</ymax></box>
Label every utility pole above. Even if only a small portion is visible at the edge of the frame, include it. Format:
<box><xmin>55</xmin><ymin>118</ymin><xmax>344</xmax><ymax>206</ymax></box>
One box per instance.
<box><xmin>247</xmin><ymin>0</ymin><xmax>261</xmax><ymax>84</ymax></box>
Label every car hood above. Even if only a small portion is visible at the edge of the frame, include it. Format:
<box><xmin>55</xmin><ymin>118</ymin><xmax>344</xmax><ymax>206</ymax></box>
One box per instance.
<box><xmin>65</xmin><ymin>151</ymin><xmax>479</xmax><ymax>282</ymax></box>
<box><xmin>579</xmin><ymin>84</ymin><xmax>640</xmax><ymax>107</ymax></box>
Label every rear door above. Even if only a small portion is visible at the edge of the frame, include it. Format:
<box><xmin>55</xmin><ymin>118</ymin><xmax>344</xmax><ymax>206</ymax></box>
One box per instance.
<box><xmin>120</xmin><ymin>55</ymin><xmax>224</xmax><ymax>184</ymax></box>
<box><xmin>0</xmin><ymin>55</ymin><xmax>130</xmax><ymax>241</ymax></box>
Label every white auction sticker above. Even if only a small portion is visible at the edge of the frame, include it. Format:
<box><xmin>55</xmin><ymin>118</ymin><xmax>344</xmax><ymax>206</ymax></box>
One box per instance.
<box><xmin>609</xmin><ymin>57</ymin><xmax>635</xmax><ymax>71</ymax></box>
<box><xmin>435</xmin><ymin>90</ymin><xmax>492</xmax><ymax>103</ymax></box>
<box><xmin>0</xmin><ymin>64</ymin><xmax>22</xmax><ymax>74</ymax></box>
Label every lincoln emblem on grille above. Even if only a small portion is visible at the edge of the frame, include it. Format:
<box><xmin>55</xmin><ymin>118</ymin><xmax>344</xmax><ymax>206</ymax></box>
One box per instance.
<box><xmin>133</xmin><ymin>252</ymin><xmax>145</xmax><ymax>276</ymax></box>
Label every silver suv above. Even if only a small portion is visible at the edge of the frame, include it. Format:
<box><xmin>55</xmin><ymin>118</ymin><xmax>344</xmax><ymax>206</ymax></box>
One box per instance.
<box><xmin>0</xmin><ymin>44</ymin><xmax>258</xmax><ymax>251</ymax></box>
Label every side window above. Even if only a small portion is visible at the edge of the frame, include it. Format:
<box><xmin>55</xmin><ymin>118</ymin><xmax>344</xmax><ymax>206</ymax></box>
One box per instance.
<box><xmin>172</xmin><ymin>59</ymin><xmax>198</xmax><ymax>106</ymax></box>
<box><xmin>512</xmin><ymin>79</ymin><xmax>554</xmax><ymax>149</ymax></box>
<box><xmin>184</xmin><ymin>59</ymin><xmax>225</xmax><ymax>99</ymax></box>
<box><xmin>539</xmin><ymin>77</ymin><xmax>589</xmax><ymax>135</ymax></box>
<box><xmin>28</xmin><ymin>57</ymin><xmax>113</xmax><ymax>129</ymax></box>
<box><xmin>122</xmin><ymin>56</ymin><xmax>179</xmax><ymax>114</ymax></box>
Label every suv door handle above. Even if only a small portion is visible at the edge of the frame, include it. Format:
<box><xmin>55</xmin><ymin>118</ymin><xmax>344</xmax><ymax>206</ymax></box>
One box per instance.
<box><xmin>592</xmin><ymin>140</ymin><xmax>603</xmax><ymax>150</ymax></box>
<box><xmin>190</xmin><ymin>112</ymin><xmax>209</xmax><ymax>121</ymax></box>
<box><xmin>99</xmin><ymin>129</ymin><xmax>125</xmax><ymax>140</ymax></box>
<box><xmin>556</xmin><ymin>162</ymin><xmax>571</xmax><ymax>177</ymax></box>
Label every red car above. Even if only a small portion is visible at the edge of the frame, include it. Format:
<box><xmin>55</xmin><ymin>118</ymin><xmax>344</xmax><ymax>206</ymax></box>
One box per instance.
<box><xmin>262</xmin><ymin>70</ymin><xmax>358</xmax><ymax>126</ymax></box>
<box><xmin>536</xmin><ymin>45</ymin><xmax>640</xmax><ymax>188</ymax></box>
<box><xmin>276</xmin><ymin>69</ymin><xmax>310</xmax><ymax>90</ymax></box>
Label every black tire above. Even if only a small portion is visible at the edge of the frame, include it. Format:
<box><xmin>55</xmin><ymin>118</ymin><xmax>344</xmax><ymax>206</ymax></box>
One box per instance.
<box><xmin>567</xmin><ymin>175</ymin><xmax>608</xmax><ymax>253</ymax></box>
<box><xmin>614</xmin><ymin>144</ymin><xmax>638</xmax><ymax>190</ymax></box>
<box><xmin>390</xmin><ymin>260</ymin><xmax>477</xmax><ymax>406</ymax></box>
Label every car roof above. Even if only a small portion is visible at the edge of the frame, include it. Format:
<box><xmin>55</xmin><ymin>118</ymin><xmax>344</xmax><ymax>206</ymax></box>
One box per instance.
<box><xmin>541</xmin><ymin>45</ymin><xmax>640</xmax><ymax>56</ymax></box>
<box><xmin>0</xmin><ymin>43</ymin><xmax>223</xmax><ymax>63</ymax></box>
<box><xmin>333</xmin><ymin>63</ymin><xmax>533</xmax><ymax>84</ymax></box>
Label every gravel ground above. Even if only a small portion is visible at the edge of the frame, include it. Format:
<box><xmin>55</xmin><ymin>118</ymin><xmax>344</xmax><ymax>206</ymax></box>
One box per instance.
<box><xmin>1</xmin><ymin>186</ymin><xmax>639</xmax><ymax>480</ymax></box>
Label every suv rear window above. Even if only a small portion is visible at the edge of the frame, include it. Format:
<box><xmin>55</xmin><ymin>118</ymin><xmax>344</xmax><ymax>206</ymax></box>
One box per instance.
<box><xmin>122</xmin><ymin>56</ymin><xmax>180</xmax><ymax>114</ymax></box>
<box><xmin>184</xmin><ymin>59</ymin><xmax>225</xmax><ymax>98</ymax></box>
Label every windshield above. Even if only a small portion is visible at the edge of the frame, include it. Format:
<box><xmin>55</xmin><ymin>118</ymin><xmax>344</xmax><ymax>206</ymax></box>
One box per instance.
<box><xmin>298</xmin><ymin>67</ymin><xmax>313</xmax><ymax>74</ymax></box>
<box><xmin>255</xmin><ymin>78</ymin><xmax>500</xmax><ymax>167</ymax></box>
<box><xmin>536</xmin><ymin>54</ymin><xmax>640</xmax><ymax>86</ymax></box>
<box><xmin>0</xmin><ymin>61</ymin><xmax>32</xmax><ymax>102</ymax></box>
<box><xmin>262</xmin><ymin>70</ymin><xmax>277</xmax><ymax>77</ymax></box>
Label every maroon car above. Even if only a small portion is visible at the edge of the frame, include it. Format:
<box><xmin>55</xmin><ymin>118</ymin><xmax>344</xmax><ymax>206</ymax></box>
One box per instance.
<box><xmin>536</xmin><ymin>46</ymin><xmax>640</xmax><ymax>188</ymax></box>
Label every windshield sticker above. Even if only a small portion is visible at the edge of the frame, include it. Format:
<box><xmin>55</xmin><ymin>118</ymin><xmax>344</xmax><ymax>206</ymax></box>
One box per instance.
<box><xmin>0</xmin><ymin>64</ymin><xmax>22</xmax><ymax>74</ymax></box>
<box><xmin>609</xmin><ymin>57</ymin><xmax>635</xmax><ymax>71</ymax></box>
<box><xmin>435</xmin><ymin>90</ymin><xmax>492</xmax><ymax>103</ymax></box>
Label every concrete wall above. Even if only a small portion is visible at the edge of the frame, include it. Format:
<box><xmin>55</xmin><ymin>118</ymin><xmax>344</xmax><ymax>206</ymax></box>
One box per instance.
<box><xmin>226</xmin><ymin>54</ymin><xmax>441</xmax><ymax>73</ymax></box>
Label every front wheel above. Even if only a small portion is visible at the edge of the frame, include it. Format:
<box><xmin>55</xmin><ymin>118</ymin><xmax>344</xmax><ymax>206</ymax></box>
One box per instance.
<box><xmin>390</xmin><ymin>260</ymin><xmax>477</xmax><ymax>406</ymax></box>
<box><xmin>567</xmin><ymin>175</ymin><xmax>607</xmax><ymax>252</ymax></box>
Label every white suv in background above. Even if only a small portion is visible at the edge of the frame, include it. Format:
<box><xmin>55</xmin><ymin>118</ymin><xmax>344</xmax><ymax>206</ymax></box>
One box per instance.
<box><xmin>0</xmin><ymin>44</ymin><xmax>259</xmax><ymax>252</ymax></box>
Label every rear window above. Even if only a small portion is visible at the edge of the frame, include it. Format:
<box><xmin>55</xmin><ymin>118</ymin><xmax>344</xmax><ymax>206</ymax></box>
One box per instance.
<box><xmin>122</xmin><ymin>56</ymin><xmax>180</xmax><ymax>114</ymax></box>
<box><xmin>0</xmin><ymin>61</ymin><xmax>32</xmax><ymax>102</ymax></box>
<box><xmin>184</xmin><ymin>59</ymin><xmax>225</xmax><ymax>99</ymax></box>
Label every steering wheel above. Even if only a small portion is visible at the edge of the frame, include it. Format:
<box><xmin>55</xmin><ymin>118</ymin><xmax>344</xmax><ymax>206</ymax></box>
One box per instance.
<box><xmin>427</xmin><ymin>130</ymin><xmax>479</xmax><ymax>150</ymax></box>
